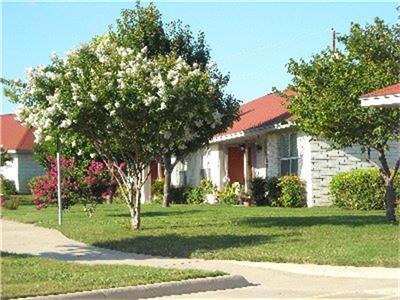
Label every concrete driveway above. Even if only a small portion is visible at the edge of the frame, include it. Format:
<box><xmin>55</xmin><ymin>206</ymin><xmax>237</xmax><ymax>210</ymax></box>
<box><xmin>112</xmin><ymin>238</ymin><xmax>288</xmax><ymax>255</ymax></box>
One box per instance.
<box><xmin>1</xmin><ymin>219</ymin><xmax>399</xmax><ymax>299</ymax></box>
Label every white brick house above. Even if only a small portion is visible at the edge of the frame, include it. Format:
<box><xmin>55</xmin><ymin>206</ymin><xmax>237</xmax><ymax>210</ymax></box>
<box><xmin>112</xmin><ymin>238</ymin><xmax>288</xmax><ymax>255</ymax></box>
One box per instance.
<box><xmin>149</xmin><ymin>92</ymin><xmax>399</xmax><ymax>207</ymax></box>
<box><xmin>0</xmin><ymin>114</ymin><xmax>44</xmax><ymax>193</ymax></box>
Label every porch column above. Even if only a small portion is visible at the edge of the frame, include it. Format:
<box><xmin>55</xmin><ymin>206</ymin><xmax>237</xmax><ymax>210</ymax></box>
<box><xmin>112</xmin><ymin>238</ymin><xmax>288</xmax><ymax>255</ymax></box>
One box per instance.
<box><xmin>223</xmin><ymin>145</ymin><xmax>229</xmax><ymax>185</ymax></box>
<box><xmin>157</xmin><ymin>162</ymin><xmax>163</xmax><ymax>179</ymax></box>
<box><xmin>243</xmin><ymin>146</ymin><xmax>249</xmax><ymax>192</ymax></box>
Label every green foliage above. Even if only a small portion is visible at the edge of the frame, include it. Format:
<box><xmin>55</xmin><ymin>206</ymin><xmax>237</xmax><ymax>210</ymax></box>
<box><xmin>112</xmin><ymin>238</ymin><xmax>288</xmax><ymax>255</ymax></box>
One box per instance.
<box><xmin>200</xmin><ymin>178</ymin><xmax>214</xmax><ymax>194</ymax></box>
<box><xmin>329</xmin><ymin>169</ymin><xmax>400</xmax><ymax>210</ymax></box>
<box><xmin>265</xmin><ymin>177</ymin><xmax>280</xmax><ymax>206</ymax></box>
<box><xmin>2</xmin><ymin>195</ymin><xmax>20</xmax><ymax>210</ymax></box>
<box><xmin>185</xmin><ymin>185</ymin><xmax>205</xmax><ymax>204</ymax></box>
<box><xmin>216</xmin><ymin>182</ymin><xmax>243</xmax><ymax>205</ymax></box>
<box><xmin>277</xmin><ymin>176</ymin><xmax>306</xmax><ymax>208</ymax></box>
<box><xmin>33</xmin><ymin>138</ymin><xmax>93</xmax><ymax>169</ymax></box>
<box><xmin>0</xmin><ymin>175</ymin><xmax>17</xmax><ymax>196</ymax></box>
<box><xmin>170</xmin><ymin>186</ymin><xmax>189</xmax><ymax>204</ymax></box>
<box><xmin>151</xmin><ymin>179</ymin><xmax>165</xmax><ymax>197</ymax></box>
<box><xmin>250</xmin><ymin>177</ymin><xmax>268</xmax><ymax>206</ymax></box>
<box><xmin>286</xmin><ymin>18</ymin><xmax>400</xmax><ymax>153</ymax></box>
<box><xmin>0</xmin><ymin>147</ymin><xmax>13</xmax><ymax>167</ymax></box>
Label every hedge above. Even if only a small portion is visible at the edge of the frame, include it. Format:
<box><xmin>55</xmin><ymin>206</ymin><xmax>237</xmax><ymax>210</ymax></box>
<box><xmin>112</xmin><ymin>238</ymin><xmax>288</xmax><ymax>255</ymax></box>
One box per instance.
<box><xmin>329</xmin><ymin>168</ymin><xmax>400</xmax><ymax>210</ymax></box>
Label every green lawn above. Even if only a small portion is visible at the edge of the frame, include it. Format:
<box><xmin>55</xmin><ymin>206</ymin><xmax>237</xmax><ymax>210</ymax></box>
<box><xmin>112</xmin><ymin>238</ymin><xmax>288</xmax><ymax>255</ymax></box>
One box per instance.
<box><xmin>2</xmin><ymin>199</ymin><xmax>399</xmax><ymax>267</ymax></box>
<box><xmin>1</xmin><ymin>252</ymin><xmax>222</xmax><ymax>300</ymax></box>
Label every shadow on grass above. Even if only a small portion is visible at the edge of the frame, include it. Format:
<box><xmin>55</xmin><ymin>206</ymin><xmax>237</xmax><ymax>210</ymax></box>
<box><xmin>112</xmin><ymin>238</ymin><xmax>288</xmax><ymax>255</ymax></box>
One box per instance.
<box><xmin>92</xmin><ymin>233</ymin><xmax>282</xmax><ymax>258</ymax></box>
<box><xmin>239</xmin><ymin>214</ymin><xmax>387</xmax><ymax>228</ymax></box>
<box><xmin>108</xmin><ymin>209</ymin><xmax>203</xmax><ymax>218</ymax></box>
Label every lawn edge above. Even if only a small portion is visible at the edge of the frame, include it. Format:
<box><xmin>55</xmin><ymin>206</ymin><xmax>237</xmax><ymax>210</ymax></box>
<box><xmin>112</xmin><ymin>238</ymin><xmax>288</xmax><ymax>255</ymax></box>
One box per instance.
<box><xmin>18</xmin><ymin>274</ymin><xmax>251</xmax><ymax>300</ymax></box>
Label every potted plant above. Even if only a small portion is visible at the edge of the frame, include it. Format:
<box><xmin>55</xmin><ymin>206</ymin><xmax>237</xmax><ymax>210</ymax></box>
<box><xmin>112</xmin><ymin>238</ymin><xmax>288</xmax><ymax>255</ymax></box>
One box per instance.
<box><xmin>241</xmin><ymin>192</ymin><xmax>252</xmax><ymax>207</ymax></box>
<box><xmin>201</xmin><ymin>179</ymin><xmax>217</xmax><ymax>204</ymax></box>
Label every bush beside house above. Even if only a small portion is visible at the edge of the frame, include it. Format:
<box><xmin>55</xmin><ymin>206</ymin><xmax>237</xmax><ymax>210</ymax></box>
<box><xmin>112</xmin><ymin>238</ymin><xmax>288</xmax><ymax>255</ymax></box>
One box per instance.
<box><xmin>329</xmin><ymin>169</ymin><xmax>400</xmax><ymax>210</ymax></box>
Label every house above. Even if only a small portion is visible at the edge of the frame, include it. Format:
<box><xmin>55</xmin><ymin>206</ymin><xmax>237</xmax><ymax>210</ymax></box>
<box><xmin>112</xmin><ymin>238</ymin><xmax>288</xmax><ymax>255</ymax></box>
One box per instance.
<box><xmin>360</xmin><ymin>82</ymin><xmax>400</xmax><ymax>107</ymax></box>
<box><xmin>0</xmin><ymin>114</ymin><xmax>44</xmax><ymax>193</ymax></box>
<box><xmin>156</xmin><ymin>91</ymin><xmax>400</xmax><ymax>207</ymax></box>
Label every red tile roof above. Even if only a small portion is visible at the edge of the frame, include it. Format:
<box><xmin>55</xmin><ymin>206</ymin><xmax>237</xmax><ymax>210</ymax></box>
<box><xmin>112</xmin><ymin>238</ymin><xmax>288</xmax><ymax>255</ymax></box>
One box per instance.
<box><xmin>221</xmin><ymin>92</ymin><xmax>292</xmax><ymax>136</ymax></box>
<box><xmin>0</xmin><ymin>114</ymin><xmax>35</xmax><ymax>151</ymax></box>
<box><xmin>362</xmin><ymin>83</ymin><xmax>400</xmax><ymax>98</ymax></box>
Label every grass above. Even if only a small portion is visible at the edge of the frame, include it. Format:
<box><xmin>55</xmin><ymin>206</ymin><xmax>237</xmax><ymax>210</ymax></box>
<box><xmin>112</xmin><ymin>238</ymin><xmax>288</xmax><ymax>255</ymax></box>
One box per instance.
<box><xmin>1</xmin><ymin>252</ymin><xmax>222</xmax><ymax>300</ymax></box>
<box><xmin>2</xmin><ymin>197</ymin><xmax>399</xmax><ymax>267</ymax></box>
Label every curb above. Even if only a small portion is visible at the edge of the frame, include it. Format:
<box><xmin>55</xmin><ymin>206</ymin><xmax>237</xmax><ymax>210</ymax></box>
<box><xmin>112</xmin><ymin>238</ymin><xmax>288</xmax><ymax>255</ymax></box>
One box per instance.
<box><xmin>20</xmin><ymin>275</ymin><xmax>252</xmax><ymax>300</ymax></box>
<box><xmin>226</xmin><ymin>261</ymin><xmax>400</xmax><ymax>279</ymax></box>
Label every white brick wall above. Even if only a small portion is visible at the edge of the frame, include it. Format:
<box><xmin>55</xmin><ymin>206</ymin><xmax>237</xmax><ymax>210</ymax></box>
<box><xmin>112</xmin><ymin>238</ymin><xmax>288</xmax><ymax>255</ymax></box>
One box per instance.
<box><xmin>309</xmin><ymin>139</ymin><xmax>400</xmax><ymax>206</ymax></box>
<box><xmin>16</xmin><ymin>152</ymin><xmax>44</xmax><ymax>193</ymax></box>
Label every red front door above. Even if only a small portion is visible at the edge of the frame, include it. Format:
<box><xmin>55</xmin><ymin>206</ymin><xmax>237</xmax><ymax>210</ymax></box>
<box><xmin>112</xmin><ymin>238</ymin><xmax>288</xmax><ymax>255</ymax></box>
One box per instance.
<box><xmin>228</xmin><ymin>146</ymin><xmax>252</xmax><ymax>185</ymax></box>
<box><xmin>228</xmin><ymin>147</ymin><xmax>244</xmax><ymax>184</ymax></box>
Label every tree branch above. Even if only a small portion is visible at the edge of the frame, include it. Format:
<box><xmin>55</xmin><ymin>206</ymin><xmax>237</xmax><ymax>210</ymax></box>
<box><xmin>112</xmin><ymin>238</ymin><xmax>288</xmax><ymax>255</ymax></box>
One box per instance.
<box><xmin>391</xmin><ymin>157</ymin><xmax>400</xmax><ymax>180</ymax></box>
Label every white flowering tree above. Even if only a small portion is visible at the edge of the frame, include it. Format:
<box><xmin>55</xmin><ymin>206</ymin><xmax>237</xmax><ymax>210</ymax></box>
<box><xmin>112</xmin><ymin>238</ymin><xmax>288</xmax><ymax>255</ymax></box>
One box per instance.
<box><xmin>2</xmin><ymin>3</ymin><xmax>239</xmax><ymax>228</ymax></box>
<box><xmin>110</xmin><ymin>4</ymin><xmax>240</xmax><ymax>207</ymax></box>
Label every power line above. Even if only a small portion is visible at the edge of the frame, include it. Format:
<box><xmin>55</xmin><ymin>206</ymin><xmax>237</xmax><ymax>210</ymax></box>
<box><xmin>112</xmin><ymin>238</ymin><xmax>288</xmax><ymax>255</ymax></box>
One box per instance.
<box><xmin>219</xmin><ymin>28</ymin><xmax>331</xmax><ymax>61</ymax></box>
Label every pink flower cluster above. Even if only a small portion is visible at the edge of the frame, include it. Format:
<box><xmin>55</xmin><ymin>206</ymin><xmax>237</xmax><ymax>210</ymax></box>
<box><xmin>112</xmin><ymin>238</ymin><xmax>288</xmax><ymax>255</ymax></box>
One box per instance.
<box><xmin>31</xmin><ymin>157</ymin><xmax>119</xmax><ymax>210</ymax></box>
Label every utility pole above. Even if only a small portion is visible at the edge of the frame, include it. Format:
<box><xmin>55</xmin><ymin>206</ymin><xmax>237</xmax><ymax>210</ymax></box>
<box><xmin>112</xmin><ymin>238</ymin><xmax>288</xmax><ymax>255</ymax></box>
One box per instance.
<box><xmin>331</xmin><ymin>28</ymin><xmax>336</xmax><ymax>53</ymax></box>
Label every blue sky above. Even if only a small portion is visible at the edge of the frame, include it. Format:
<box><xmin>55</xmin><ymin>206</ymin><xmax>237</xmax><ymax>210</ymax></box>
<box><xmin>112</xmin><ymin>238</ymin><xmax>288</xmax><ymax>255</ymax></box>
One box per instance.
<box><xmin>2</xmin><ymin>1</ymin><xmax>398</xmax><ymax>113</ymax></box>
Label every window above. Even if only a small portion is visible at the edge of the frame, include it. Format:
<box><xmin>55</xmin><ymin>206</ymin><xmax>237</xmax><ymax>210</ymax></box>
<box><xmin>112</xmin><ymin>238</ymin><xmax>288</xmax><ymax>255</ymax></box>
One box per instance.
<box><xmin>279</xmin><ymin>133</ymin><xmax>298</xmax><ymax>175</ymax></box>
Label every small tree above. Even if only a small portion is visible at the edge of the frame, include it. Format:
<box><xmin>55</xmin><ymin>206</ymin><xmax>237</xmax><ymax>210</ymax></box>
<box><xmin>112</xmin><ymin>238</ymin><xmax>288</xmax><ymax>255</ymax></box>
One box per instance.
<box><xmin>286</xmin><ymin>18</ymin><xmax>400</xmax><ymax>222</ymax></box>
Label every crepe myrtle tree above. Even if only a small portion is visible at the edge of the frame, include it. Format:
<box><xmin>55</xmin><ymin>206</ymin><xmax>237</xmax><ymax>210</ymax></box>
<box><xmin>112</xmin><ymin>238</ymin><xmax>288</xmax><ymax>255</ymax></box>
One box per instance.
<box><xmin>111</xmin><ymin>3</ymin><xmax>240</xmax><ymax>207</ymax></box>
<box><xmin>2</xmin><ymin>39</ymin><xmax>235</xmax><ymax>230</ymax></box>
<box><xmin>155</xmin><ymin>61</ymin><xmax>239</xmax><ymax>208</ymax></box>
<box><xmin>284</xmin><ymin>18</ymin><xmax>400</xmax><ymax>222</ymax></box>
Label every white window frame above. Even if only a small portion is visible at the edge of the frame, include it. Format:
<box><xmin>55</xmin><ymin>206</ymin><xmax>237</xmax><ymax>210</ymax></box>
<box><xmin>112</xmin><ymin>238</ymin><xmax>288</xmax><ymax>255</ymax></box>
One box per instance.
<box><xmin>279</xmin><ymin>132</ymin><xmax>299</xmax><ymax>176</ymax></box>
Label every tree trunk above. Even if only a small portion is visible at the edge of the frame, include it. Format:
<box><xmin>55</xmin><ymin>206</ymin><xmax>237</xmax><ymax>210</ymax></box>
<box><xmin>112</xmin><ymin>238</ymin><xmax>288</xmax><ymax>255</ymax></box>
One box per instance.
<box><xmin>126</xmin><ymin>185</ymin><xmax>141</xmax><ymax>230</ymax></box>
<box><xmin>163</xmin><ymin>155</ymin><xmax>172</xmax><ymax>208</ymax></box>
<box><xmin>384</xmin><ymin>177</ymin><xmax>397</xmax><ymax>223</ymax></box>
<box><xmin>131</xmin><ymin>188</ymin><xmax>141</xmax><ymax>229</ymax></box>
<box><xmin>376</xmin><ymin>151</ymin><xmax>397</xmax><ymax>223</ymax></box>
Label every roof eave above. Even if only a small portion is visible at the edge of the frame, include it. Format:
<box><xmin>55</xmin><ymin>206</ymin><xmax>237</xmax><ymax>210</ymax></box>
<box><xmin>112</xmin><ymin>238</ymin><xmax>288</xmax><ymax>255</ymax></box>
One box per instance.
<box><xmin>210</xmin><ymin>121</ymin><xmax>295</xmax><ymax>144</ymax></box>
<box><xmin>360</xmin><ymin>93</ymin><xmax>400</xmax><ymax>107</ymax></box>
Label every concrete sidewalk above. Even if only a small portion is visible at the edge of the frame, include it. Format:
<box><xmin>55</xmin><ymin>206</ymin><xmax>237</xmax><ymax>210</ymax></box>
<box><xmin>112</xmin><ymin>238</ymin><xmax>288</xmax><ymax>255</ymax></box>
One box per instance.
<box><xmin>1</xmin><ymin>219</ymin><xmax>399</xmax><ymax>299</ymax></box>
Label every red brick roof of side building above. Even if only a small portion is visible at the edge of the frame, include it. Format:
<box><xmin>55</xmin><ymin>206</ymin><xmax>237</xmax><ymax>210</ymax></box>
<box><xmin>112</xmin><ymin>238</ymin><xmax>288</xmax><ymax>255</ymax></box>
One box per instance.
<box><xmin>362</xmin><ymin>82</ymin><xmax>400</xmax><ymax>98</ymax></box>
<box><xmin>0</xmin><ymin>114</ymin><xmax>35</xmax><ymax>151</ymax></box>
<box><xmin>220</xmin><ymin>90</ymin><xmax>294</xmax><ymax>136</ymax></box>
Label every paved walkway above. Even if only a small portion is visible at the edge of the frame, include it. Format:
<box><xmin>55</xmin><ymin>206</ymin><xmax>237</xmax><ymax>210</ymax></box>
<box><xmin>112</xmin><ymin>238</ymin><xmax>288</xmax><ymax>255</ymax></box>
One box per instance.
<box><xmin>1</xmin><ymin>219</ymin><xmax>399</xmax><ymax>299</ymax></box>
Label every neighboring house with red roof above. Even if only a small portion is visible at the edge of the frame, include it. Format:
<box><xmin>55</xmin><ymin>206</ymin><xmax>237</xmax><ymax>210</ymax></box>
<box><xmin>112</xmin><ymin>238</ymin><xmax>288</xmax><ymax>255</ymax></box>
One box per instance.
<box><xmin>0</xmin><ymin>114</ymin><xmax>44</xmax><ymax>193</ymax></box>
<box><xmin>161</xmin><ymin>91</ymin><xmax>400</xmax><ymax>207</ymax></box>
<box><xmin>360</xmin><ymin>82</ymin><xmax>400</xmax><ymax>107</ymax></box>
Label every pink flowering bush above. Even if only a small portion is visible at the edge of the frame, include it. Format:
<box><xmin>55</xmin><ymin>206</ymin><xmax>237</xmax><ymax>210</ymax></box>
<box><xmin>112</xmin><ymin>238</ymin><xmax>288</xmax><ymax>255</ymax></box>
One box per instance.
<box><xmin>30</xmin><ymin>157</ymin><xmax>119</xmax><ymax>211</ymax></box>
<box><xmin>83</xmin><ymin>160</ymin><xmax>118</xmax><ymax>204</ymax></box>
<box><xmin>30</xmin><ymin>157</ymin><xmax>82</xmax><ymax>210</ymax></box>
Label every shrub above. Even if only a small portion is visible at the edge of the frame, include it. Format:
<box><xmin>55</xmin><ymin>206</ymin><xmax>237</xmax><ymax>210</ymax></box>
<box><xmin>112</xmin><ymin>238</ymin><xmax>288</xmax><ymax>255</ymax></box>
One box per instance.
<box><xmin>83</xmin><ymin>160</ymin><xmax>118</xmax><ymax>203</ymax></box>
<box><xmin>0</xmin><ymin>175</ymin><xmax>17</xmax><ymax>196</ymax></box>
<box><xmin>30</xmin><ymin>158</ymin><xmax>83</xmax><ymax>210</ymax></box>
<box><xmin>151</xmin><ymin>179</ymin><xmax>165</xmax><ymax>197</ymax></box>
<box><xmin>1</xmin><ymin>195</ymin><xmax>19</xmax><ymax>210</ymax></box>
<box><xmin>277</xmin><ymin>176</ymin><xmax>306</xmax><ymax>208</ymax></box>
<box><xmin>185</xmin><ymin>185</ymin><xmax>205</xmax><ymax>204</ymax></box>
<box><xmin>266</xmin><ymin>177</ymin><xmax>280</xmax><ymax>206</ymax></box>
<box><xmin>250</xmin><ymin>177</ymin><xmax>268</xmax><ymax>206</ymax></box>
<box><xmin>170</xmin><ymin>186</ymin><xmax>189</xmax><ymax>204</ymax></box>
<box><xmin>216</xmin><ymin>182</ymin><xmax>242</xmax><ymax>205</ymax></box>
<box><xmin>29</xmin><ymin>157</ymin><xmax>120</xmax><ymax>210</ymax></box>
<box><xmin>200</xmin><ymin>178</ymin><xmax>214</xmax><ymax>194</ymax></box>
<box><xmin>329</xmin><ymin>169</ymin><xmax>400</xmax><ymax>210</ymax></box>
